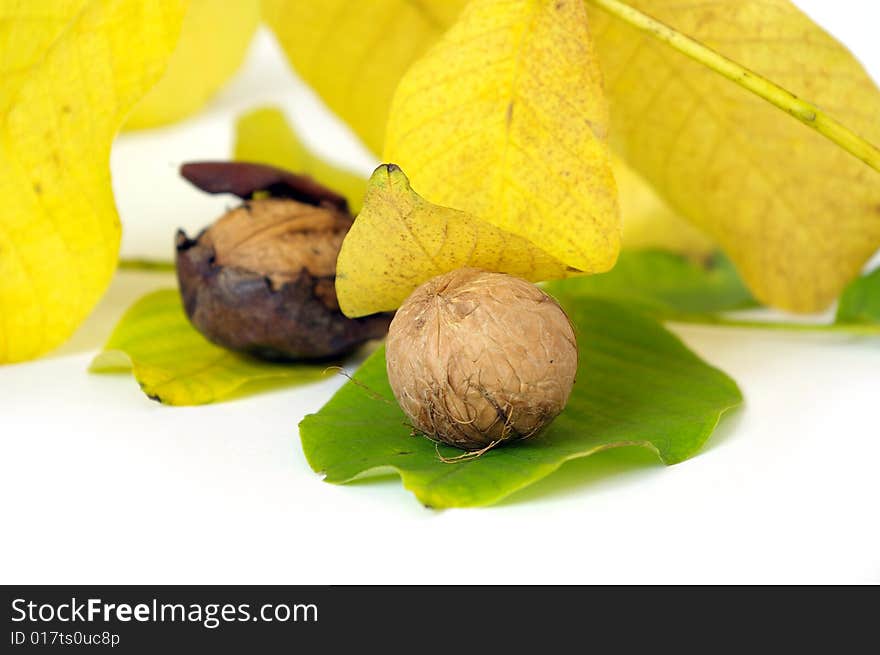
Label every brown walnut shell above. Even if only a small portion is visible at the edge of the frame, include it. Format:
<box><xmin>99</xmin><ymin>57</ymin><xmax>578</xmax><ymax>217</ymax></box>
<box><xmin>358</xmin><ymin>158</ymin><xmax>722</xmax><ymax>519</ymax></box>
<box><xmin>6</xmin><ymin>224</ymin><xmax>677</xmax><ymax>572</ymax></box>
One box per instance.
<box><xmin>386</xmin><ymin>268</ymin><xmax>578</xmax><ymax>450</ymax></box>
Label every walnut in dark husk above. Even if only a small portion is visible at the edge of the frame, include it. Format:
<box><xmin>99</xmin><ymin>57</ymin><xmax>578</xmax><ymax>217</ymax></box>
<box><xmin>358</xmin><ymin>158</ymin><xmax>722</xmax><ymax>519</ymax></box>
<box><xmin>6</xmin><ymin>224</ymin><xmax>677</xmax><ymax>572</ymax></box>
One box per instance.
<box><xmin>176</xmin><ymin>162</ymin><xmax>392</xmax><ymax>361</ymax></box>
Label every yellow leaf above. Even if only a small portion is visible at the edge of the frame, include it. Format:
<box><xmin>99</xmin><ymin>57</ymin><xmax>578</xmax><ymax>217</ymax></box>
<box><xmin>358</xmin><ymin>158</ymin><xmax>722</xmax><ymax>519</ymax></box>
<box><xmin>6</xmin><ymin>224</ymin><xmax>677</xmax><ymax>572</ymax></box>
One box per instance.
<box><xmin>614</xmin><ymin>156</ymin><xmax>714</xmax><ymax>256</ymax></box>
<box><xmin>263</xmin><ymin>0</ymin><xmax>675</xmax><ymax>258</ymax></box>
<box><xmin>90</xmin><ymin>289</ymin><xmax>329</xmax><ymax>405</ymax></box>
<box><xmin>260</xmin><ymin>0</ymin><xmax>702</xmax><ymax>256</ymax></box>
<box><xmin>125</xmin><ymin>0</ymin><xmax>258</xmax><ymax>129</ymax></box>
<box><xmin>262</xmin><ymin>0</ymin><xmax>469</xmax><ymax>154</ymax></box>
<box><xmin>0</xmin><ymin>3</ymin><xmax>84</xmax><ymax>97</ymax></box>
<box><xmin>234</xmin><ymin>106</ymin><xmax>368</xmax><ymax>213</ymax></box>
<box><xmin>587</xmin><ymin>0</ymin><xmax>880</xmax><ymax>311</ymax></box>
<box><xmin>384</xmin><ymin>0</ymin><xmax>620</xmax><ymax>274</ymax></box>
<box><xmin>336</xmin><ymin>165</ymin><xmax>568</xmax><ymax>317</ymax></box>
<box><xmin>268</xmin><ymin>0</ymin><xmax>880</xmax><ymax>311</ymax></box>
<box><xmin>0</xmin><ymin>0</ymin><xmax>187</xmax><ymax>363</ymax></box>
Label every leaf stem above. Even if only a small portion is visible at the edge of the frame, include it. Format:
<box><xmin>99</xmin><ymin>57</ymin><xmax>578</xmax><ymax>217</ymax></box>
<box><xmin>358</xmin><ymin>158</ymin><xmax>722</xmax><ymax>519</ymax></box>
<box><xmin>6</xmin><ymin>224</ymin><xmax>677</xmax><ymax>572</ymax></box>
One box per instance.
<box><xmin>586</xmin><ymin>0</ymin><xmax>880</xmax><ymax>173</ymax></box>
<box><xmin>117</xmin><ymin>258</ymin><xmax>175</xmax><ymax>272</ymax></box>
<box><xmin>667</xmin><ymin>313</ymin><xmax>880</xmax><ymax>335</ymax></box>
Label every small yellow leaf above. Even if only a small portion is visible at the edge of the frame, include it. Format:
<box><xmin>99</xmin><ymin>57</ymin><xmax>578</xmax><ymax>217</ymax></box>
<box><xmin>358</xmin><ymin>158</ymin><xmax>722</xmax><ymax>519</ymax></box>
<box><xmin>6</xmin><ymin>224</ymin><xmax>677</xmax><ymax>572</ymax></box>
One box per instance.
<box><xmin>90</xmin><ymin>289</ymin><xmax>329</xmax><ymax>405</ymax></box>
<box><xmin>262</xmin><ymin>0</ymin><xmax>469</xmax><ymax>154</ymax></box>
<box><xmin>336</xmin><ymin>165</ymin><xmax>568</xmax><ymax>317</ymax></box>
<box><xmin>588</xmin><ymin>0</ymin><xmax>880</xmax><ymax>311</ymax></box>
<box><xmin>384</xmin><ymin>0</ymin><xmax>620</xmax><ymax>274</ymax></box>
<box><xmin>126</xmin><ymin>0</ymin><xmax>259</xmax><ymax>129</ymax></box>
<box><xmin>614</xmin><ymin>156</ymin><xmax>714</xmax><ymax>256</ymax></box>
<box><xmin>234</xmin><ymin>107</ymin><xmax>368</xmax><ymax>213</ymax></box>
<box><xmin>0</xmin><ymin>0</ymin><xmax>187</xmax><ymax>363</ymax></box>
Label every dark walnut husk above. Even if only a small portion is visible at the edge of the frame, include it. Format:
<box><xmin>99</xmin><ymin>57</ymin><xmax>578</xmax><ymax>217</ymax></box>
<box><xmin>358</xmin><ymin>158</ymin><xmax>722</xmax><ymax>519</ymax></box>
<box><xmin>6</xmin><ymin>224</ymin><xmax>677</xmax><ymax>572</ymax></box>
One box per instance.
<box><xmin>176</xmin><ymin>161</ymin><xmax>392</xmax><ymax>361</ymax></box>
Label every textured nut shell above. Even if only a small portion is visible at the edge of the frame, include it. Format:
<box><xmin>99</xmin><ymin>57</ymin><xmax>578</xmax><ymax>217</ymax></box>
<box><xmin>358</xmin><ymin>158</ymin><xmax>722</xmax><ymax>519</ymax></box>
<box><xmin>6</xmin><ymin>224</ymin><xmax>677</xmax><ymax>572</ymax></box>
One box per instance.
<box><xmin>205</xmin><ymin>198</ymin><xmax>350</xmax><ymax>289</ymax></box>
<box><xmin>386</xmin><ymin>268</ymin><xmax>577</xmax><ymax>449</ymax></box>
<box><xmin>176</xmin><ymin>198</ymin><xmax>391</xmax><ymax>361</ymax></box>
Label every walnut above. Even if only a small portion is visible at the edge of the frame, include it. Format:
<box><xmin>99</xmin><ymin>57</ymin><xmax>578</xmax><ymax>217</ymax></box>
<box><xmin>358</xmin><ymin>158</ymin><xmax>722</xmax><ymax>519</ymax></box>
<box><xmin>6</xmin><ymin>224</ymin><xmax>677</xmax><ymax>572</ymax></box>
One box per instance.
<box><xmin>176</xmin><ymin>162</ymin><xmax>391</xmax><ymax>361</ymax></box>
<box><xmin>386</xmin><ymin>268</ymin><xmax>577</xmax><ymax>449</ymax></box>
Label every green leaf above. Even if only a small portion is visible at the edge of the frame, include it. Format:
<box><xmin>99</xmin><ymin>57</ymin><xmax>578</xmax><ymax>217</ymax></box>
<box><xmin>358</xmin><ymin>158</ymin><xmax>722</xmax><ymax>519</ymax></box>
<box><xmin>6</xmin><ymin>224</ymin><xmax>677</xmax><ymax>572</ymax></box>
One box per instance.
<box><xmin>836</xmin><ymin>268</ymin><xmax>880</xmax><ymax>325</ymax></box>
<box><xmin>90</xmin><ymin>289</ymin><xmax>329</xmax><ymax>405</ymax></box>
<box><xmin>544</xmin><ymin>250</ymin><xmax>756</xmax><ymax>317</ymax></box>
<box><xmin>547</xmin><ymin>251</ymin><xmax>880</xmax><ymax>336</ymax></box>
<box><xmin>234</xmin><ymin>107</ymin><xmax>368</xmax><ymax>213</ymax></box>
<box><xmin>300</xmin><ymin>296</ymin><xmax>742</xmax><ymax>508</ymax></box>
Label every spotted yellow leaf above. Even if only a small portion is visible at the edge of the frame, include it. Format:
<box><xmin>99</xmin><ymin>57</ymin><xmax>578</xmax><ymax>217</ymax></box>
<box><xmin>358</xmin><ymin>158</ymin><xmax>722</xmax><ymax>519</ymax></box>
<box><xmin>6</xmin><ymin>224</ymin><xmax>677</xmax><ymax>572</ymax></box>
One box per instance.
<box><xmin>382</xmin><ymin>0</ymin><xmax>620</xmax><ymax>276</ymax></box>
<box><xmin>268</xmin><ymin>0</ymin><xmax>880</xmax><ymax>311</ymax></box>
<box><xmin>336</xmin><ymin>165</ymin><xmax>568</xmax><ymax>317</ymax></box>
<box><xmin>126</xmin><ymin>0</ymin><xmax>259</xmax><ymax>129</ymax></box>
<box><xmin>262</xmin><ymin>0</ymin><xmax>681</xmax><ymax>258</ymax></box>
<box><xmin>587</xmin><ymin>0</ymin><xmax>880</xmax><ymax>311</ymax></box>
<box><xmin>0</xmin><ymin>0</ymin><xmax>187</xmax><ymax>363</ymax></box>
<box><xmin>234</xmin><ymin>106</ymin><xmax>368</xmax><ymax>213</ymax></box>
<box><xmin>262</xmin><ymin>0</ymin><xmax>469</xmax><ymax>155</ymax></box>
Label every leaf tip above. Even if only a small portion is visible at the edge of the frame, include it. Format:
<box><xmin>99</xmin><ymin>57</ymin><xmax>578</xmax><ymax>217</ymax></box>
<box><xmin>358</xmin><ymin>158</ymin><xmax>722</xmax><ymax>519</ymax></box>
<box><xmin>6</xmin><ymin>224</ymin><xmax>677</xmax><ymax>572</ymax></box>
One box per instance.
<box><xmin>369</xmin><ymin>162</ymin><xmax>409</xmax><ymax>190</ymax></box>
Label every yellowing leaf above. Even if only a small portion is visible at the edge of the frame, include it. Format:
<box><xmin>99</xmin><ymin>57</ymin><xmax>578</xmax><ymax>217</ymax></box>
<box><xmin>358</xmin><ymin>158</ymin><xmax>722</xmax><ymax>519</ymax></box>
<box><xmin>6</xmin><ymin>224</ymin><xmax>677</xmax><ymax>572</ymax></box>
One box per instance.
<box><xmin>336</xmin><ymin>165</ymin><xmax>568</xmax><ymax>317</ymax></box>
<box><xmin>262</xmin><ymin>0</ymin><xmax>469</xmax><ymax>154</ymax></box>
<box><xmin>614</xmin><ymin>156</ymin><xmax>714</xmax><ymax>256</ymax></box>
<box><xmin>126</xmin><ymin>0</ymin><xmax>259</xmax><ymax>129</ymax></box>
<box><xmin>0</xmin><ymin>0</ymin><xmax>187</xmax><ymax>363</ymax></box>
<box><xmin>384</xmin><ymin>0</ymin><xmax>620</xmax><ymax>274</ymax></box>
<box><xmin>0</xmin><ymin>3</ymin><xmax>84</xmax><ymax>96</ymax></box>
<box><xmin>263</xmin><ymin>0</ymin><xmax>690</xmax><ymax>260</ymax></box>
<box><xmin>586</xmin><ymin>0</ymin><xmax>880</xmax><ymax>311</ymax></box>
<box><xmin>90</xmin><ymin>289</ymin><xmax>329</xmax><ymax>405</ymax></box>
<box><xmin>234</xmin><ymin>106</ymin><xmax>368</xmax><ymax>213</ymax></box>
<box><xmin>268</xmin><ymin>0</ymin><xmax>880</xmax><ymax>312</ymax></box>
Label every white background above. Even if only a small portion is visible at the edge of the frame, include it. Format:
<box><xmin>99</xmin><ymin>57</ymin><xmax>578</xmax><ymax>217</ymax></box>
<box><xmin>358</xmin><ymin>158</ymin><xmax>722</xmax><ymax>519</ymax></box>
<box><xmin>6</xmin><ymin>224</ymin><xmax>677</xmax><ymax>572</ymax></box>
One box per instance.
<box><xmin>1</xmin><ymin>1</ymin><xmax>878</xmax><ymax>584</ymax></box>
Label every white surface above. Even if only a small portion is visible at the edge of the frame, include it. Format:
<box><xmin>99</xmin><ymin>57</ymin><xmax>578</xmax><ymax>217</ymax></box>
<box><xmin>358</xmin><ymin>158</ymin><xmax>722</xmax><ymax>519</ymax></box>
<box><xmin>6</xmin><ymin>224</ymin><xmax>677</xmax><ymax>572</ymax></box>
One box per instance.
<box><xmin>2</xmin><ymin>3</ymin><xmax>880</xmax><ymax>585</ymax></box>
